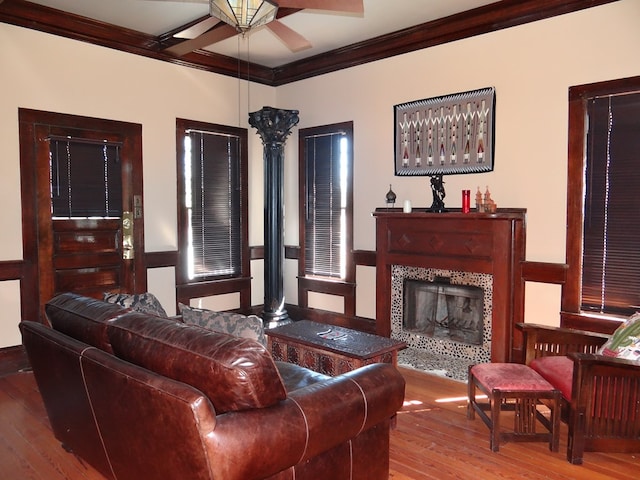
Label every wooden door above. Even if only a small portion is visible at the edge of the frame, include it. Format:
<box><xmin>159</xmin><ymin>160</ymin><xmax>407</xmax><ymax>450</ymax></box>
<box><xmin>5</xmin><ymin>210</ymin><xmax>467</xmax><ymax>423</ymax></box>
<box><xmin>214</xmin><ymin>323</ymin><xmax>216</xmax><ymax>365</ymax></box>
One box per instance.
<box><xmin>19</xmin><ymin>109</ymin><xmax>145</xmax><ymax>322</ymax></box>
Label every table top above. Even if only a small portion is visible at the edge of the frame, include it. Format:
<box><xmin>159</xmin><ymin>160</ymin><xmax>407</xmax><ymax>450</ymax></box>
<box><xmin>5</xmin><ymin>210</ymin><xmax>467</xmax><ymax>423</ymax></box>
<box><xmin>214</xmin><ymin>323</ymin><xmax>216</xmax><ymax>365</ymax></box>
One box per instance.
<box><xmin>266</xmin><ymin>320</ymin><xmax>406</xmax><ymax>360</ymax></box>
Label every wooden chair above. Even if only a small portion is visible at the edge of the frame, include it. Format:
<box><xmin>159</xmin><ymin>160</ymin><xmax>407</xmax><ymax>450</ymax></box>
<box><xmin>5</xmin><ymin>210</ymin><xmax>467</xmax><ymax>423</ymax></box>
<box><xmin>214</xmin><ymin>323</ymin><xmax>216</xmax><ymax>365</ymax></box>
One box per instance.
<box><xmin>518</xmin><ymin>323</ymin><xmax>640</xmax><ymax>464</ymax></box>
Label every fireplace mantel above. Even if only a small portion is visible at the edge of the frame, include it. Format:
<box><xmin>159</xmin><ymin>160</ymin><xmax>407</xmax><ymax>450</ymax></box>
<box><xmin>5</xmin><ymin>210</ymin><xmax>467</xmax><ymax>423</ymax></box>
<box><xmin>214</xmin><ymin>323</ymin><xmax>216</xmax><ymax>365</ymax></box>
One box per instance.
<box><xmin>374</xmin><ymin>208</ymin><xmax>526</xmax><ymax>362</ymax></box>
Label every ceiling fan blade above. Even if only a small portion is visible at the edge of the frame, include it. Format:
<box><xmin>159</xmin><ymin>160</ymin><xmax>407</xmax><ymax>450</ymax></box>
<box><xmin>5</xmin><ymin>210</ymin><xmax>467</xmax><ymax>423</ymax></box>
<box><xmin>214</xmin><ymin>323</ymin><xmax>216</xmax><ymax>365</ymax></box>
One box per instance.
<box><xmin>267</xmin><ymin>20</ymin><xmax>312</xmax><ymax>52</ymax></box>
<box><xmin>146</xmin><ymin>0</ymin><xmax>208</xmax><ymax>3</ymax></box>
<box><xmin>277</xmin><ymin>0</ymin><xmax>364</xmax><ymax>14</ymax></box>
<box><xmin>174</xmin><ymin>17</ymin><xmax>221</xmax><ymax>40</ymax></box>
<box><xmin>165</xmin><ymin>24</ymin><xmax>238</xmax><ymax>56</ymax></box>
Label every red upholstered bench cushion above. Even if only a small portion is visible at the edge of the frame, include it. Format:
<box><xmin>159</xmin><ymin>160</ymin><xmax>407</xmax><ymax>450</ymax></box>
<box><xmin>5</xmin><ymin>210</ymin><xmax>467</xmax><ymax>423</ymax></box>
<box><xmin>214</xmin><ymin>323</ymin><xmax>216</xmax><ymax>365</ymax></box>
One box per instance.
<box><xmin>529</xmin><ymin>355</ymin><xmax>573</xmax><ymax>401</ymax></box>
<box><xmin>471</xmin><ymin>363</ymin><xmax>555</xmax><ymax>392</ymax></box>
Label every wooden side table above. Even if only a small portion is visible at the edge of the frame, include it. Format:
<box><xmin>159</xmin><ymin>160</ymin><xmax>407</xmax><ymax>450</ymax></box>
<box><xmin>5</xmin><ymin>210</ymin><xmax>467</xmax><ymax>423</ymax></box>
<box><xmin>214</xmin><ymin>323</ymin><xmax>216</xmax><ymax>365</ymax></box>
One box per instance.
<box><xmin>266</xmin><ymin>320</ymin><xmax>406</xmax><ymax>376</ymax></box>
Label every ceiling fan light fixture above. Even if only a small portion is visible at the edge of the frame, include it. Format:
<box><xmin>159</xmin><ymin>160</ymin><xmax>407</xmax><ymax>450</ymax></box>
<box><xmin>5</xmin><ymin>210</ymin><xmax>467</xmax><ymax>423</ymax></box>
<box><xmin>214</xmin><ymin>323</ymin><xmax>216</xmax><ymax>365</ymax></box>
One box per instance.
<box><xmin>209</xmin><ymin>0</ymin><xmax>279</xmax><ymax>34</ymax></box>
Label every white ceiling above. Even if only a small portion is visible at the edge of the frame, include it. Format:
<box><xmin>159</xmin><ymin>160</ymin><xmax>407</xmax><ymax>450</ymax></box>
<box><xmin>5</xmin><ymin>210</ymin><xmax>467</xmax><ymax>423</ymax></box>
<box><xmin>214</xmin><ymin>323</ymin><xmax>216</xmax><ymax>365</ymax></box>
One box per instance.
<box><xmin>26</xmin><ymin>0</ymin><xmax>497</xmax><ymax>68</ymax></box>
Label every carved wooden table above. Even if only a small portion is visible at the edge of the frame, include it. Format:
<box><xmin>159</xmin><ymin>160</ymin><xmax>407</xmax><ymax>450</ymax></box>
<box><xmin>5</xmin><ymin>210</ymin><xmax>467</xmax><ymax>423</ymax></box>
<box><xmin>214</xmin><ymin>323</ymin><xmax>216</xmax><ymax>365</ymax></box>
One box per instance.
<box><xmin>267</xmin><ymin>320</ymin><xmax>406</xmax><ymax>376</ymax></box>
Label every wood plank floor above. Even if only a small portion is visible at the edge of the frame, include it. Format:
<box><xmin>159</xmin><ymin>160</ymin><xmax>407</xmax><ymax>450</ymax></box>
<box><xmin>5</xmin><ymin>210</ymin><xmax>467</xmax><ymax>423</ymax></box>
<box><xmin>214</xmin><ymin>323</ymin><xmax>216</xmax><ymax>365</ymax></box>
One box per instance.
<box><xmin>0</xmin><ymin>367</ymin><xmax>637</xmax><ymax>479</ymax></box>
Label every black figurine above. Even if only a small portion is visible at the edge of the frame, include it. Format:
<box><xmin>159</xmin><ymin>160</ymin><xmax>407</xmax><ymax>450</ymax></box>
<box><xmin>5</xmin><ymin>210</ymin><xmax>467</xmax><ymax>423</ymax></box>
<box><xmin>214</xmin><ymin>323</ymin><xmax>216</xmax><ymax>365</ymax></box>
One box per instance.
<box><xmin>429</xmin><ymin>175</ymin><xmax>446</xmax><ymax>212</ymax></box>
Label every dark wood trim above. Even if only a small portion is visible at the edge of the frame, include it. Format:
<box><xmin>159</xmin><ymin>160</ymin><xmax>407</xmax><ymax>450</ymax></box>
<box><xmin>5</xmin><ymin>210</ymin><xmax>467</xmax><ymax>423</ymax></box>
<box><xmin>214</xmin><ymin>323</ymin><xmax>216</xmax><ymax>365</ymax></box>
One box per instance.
<box><xmin>560</xmin><ymin>311</ymin><xmax>622</xmax><ymax>335</ymax></box>
<box><xmin>144</xmin><ymin>251</ymin><xmax>178</xmax><ymax>269</ymax></box>
<box><xmin>521</xmin><ymin>261</ymin><xmax>567</xmax><ymax>284</ymax></box>
<box><xmin>0</xmin><ymin>260</ymin><xmax>24</xmax><ymax>281</ymax></box>
<box><xmin>353</xmin><ymin>250</ymin><xmax>376</xmax><ymax>267</ymax></box>
<box><xmin>250</xmin><ymin>245</ymin><xmax>264</xmax><ymax>260</ymax></box>
<box><xmin>0</xmin><ymin>0</ymin><xmax>616</xmax><ymax>86</ymax></box>
<box><xmin>271</xmin><ymin>0</ymin><xmax>617</xmax><ymax>85</ymax></box>
<box><xmin>562</xmin><ymin>75</ymin><xmax>640</xmax><ymax>323</ymax></box>
<box><xmin>284</xmin><ymin>245</ymin><xmax>300</xmax><ymax>260</ymax></box>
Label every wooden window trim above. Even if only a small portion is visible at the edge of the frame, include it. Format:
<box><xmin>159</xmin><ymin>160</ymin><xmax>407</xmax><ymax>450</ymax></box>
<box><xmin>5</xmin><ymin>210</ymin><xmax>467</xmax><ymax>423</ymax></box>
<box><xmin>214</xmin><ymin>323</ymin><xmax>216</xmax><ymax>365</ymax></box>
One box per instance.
<box><xmin>562</xmin><ymin>75</ymin><xmax>640</xmax><ymax>333</ymax></box>
<box><xmin>175</xmin><ymin>118</ymin><xmax>250</xmax><ymax>309</ymax></box>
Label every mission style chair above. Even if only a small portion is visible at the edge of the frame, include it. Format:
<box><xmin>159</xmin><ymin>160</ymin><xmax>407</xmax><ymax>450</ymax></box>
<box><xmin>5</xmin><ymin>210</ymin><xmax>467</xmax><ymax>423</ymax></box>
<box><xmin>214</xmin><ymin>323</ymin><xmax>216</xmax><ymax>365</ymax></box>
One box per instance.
<box><xmin>518</xmin><ymin>321</ymin><xmax>640</xmax><ymax>464</ymax></box>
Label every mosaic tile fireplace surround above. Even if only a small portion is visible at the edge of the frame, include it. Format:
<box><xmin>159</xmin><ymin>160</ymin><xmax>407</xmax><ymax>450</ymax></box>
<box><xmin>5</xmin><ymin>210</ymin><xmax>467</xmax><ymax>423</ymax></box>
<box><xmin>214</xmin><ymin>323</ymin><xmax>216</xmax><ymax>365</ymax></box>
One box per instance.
<box><xmin>391</xmin><ymin>265</ymin><xmax>492</xmax><ymax>381</ymax></box>
<box><xmin>373</xmin><ymin>208</ymin><xmax>527</xmax><ymax>382</ymax></box>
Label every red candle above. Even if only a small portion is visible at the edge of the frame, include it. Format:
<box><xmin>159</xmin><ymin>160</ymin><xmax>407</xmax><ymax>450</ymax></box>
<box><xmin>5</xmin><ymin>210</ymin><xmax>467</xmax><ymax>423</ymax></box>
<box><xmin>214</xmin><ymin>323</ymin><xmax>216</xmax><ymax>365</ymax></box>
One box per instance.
<box><xmin>462</xmin><ymin>190</ymin><xmax>471</xmax><ymax>213</ymax></box>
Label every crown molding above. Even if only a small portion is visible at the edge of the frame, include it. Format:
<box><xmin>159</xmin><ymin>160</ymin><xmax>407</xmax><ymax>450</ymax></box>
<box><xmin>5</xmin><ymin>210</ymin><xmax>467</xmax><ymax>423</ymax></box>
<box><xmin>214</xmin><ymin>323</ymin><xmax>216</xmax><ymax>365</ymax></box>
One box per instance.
<box><xmin>0</xmin><ymin>0</ymin><xmax>618</xmax><ymax>86</ymax></box>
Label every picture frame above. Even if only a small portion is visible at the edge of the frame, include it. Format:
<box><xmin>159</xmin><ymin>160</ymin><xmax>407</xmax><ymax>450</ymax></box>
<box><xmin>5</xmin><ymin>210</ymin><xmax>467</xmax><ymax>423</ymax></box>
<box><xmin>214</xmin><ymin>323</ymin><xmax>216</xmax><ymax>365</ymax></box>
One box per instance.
<box><xmin>394</xmin><ymin>87</ymin><xmax>495</xmax><ymax>176</ymax></box>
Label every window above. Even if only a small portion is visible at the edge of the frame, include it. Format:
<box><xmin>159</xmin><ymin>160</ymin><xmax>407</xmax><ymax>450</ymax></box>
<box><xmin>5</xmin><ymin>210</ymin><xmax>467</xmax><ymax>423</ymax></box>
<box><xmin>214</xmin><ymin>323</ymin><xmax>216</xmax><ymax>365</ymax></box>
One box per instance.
<box><xmin>299</xmin><ymin>122</ymin><xmax>353</xmax><ymax>281</ymax></box>
<box><xmin>582</xmin><ymin>92</ymin><xmax>640</xmax><ymax>315</ymax></box>
<box><xmin>564</xmin><ymin>77</ymin><xmax>640</xmax><ymax>327</ymax></box>
<box><xmin>50</xmin><ymin>138</ymin><xmax>122</xmax><ymax>218</ymax></box>
<box><xmin>176</xmin><ymin>119</ymin><xmax>248</xmax><ymax>285</ymax></box>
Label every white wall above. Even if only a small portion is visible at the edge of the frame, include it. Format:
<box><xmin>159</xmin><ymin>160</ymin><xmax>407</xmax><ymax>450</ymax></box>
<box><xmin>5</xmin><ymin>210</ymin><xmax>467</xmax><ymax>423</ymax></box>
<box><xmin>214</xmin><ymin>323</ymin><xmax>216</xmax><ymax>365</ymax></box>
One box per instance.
<box><xmin>1</xmin><ymin>1</ymin><xmax>639</xmax><ymax>347</ymax></box>
<box><xmin>276</xmin><ymin>0</ymin><xmax>640</xmax><ymax>326</ymax></box>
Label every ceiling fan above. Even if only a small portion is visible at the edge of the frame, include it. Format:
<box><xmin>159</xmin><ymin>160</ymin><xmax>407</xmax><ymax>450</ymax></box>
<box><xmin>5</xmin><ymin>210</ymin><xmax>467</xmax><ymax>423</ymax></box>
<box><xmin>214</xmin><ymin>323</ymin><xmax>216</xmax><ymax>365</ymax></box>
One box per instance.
<box><xmin>154</xmin><ymin>0</ymin><xmax>364</xmax><ymax>57</ymax></box>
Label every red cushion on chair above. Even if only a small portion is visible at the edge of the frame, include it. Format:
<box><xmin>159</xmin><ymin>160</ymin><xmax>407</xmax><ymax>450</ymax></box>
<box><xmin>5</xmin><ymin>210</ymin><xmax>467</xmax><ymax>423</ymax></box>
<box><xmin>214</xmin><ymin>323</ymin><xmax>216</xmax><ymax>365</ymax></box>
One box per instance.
<box><xmin>530</xmin><ymin>355</ymin><xmax>573</xmax><ymax>401</ymax></box>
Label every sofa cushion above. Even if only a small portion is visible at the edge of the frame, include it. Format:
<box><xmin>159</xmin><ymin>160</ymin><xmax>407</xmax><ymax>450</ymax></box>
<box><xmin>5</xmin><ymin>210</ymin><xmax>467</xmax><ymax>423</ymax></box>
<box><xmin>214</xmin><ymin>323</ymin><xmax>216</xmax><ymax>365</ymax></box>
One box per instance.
<box><xmin>103</xmin><ymin>292</ymin><xmax>168</xmax><ymax>318</ymax></box>
<box><xmin>107</xmin><ymin>312</ymin><xmax>287</xmax><ymax>414</ymax></box>
<box><xmin>45</xmin><ymin>292</ymin><xmax>130</xmax><ymax>353</ymax></box>
<box><xmin>179</xmin><ymin>303</ymin><xmax>266</xmax><ymax>346</ymax></box>
<box><xmin>529</xmin><ymin>355</ymin><xmax>574</xmax><ymax>401</ymax></box>
<box><xmin>597</xmin><ymin>312</ymin><xmax>640</xmax><ymax>363</ymax></box>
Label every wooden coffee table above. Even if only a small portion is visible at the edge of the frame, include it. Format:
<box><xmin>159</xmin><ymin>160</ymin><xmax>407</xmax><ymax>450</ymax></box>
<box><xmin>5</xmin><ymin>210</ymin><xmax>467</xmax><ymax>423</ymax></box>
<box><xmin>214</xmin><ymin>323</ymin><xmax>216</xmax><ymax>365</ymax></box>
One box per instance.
<box><xmin>266</xmin><ymin>320</ymin><xmax>406</xmax><ymax>376</ymax></box>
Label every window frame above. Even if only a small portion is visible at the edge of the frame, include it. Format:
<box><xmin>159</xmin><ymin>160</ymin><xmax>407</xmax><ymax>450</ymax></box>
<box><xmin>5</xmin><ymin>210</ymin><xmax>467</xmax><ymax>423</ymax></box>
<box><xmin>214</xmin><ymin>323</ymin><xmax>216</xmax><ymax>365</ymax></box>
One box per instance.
<box><xmin>175</xmin><ymin>118</ymin><xmax>250</xmax><ymax>293</ymax></box>
<box><xmin>298</xmin><ymin>121</ymin><xmax>355</xmax><ymax>314</ymax></box>
<box><xmin>562</xmin><ymin>75</ymin><xmax>640</xmax><ymax>333</ymax></box>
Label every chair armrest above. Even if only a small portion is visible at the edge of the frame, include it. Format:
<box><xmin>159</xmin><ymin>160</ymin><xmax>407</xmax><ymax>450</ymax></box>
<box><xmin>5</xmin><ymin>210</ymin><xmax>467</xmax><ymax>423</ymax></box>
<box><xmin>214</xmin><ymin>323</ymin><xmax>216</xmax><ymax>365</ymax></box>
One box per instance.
<box><xmin>517</xmin><ymin>323</ymin><xmax>609</xmax><ymax>365</ymax></box>
<box><xmin>209</xmin><ymin>363</ymin><xmax>405</xmax><ymax>480</ymax></box>
<box><xmin>568</xmin><ymin>351</ymin><xmax>640</xmax><ymax>415</ymax></box>
<box><xmin>568</xmin><ymin>351</ymin><xmax>640</xmax><ymax>369</ymax></box>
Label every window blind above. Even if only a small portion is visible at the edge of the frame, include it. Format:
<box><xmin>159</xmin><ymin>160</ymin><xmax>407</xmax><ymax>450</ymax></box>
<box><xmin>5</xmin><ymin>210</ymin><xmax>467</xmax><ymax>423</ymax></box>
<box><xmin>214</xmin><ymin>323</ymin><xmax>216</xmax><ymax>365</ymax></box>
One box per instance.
<box><xmin>187</xmin><ymin>130</ymin><xmax>241</xmax><ymax>279</ymax></box>
<box><xmin>582</xmin><ymin>92</ymin><xmax>640</xmax><ymax>315</ymax></box>
<box><xmin>50</xmin><ymin>138</ymin><xmax>122</xmax><ymax>218</ymax></box>
<box><xmin>303</xmin><ymin>131</ymin><xmax>347</xmax><ymax>279</ymax></box>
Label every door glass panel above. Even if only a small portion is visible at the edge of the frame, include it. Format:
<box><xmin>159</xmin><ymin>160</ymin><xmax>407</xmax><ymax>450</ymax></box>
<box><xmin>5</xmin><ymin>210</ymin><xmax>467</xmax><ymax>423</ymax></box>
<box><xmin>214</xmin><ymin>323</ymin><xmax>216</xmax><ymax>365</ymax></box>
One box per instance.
<box><xmin>50</xmin><ymin>137</ymin><xmax>123</xmax><ymax>218</ymax></box>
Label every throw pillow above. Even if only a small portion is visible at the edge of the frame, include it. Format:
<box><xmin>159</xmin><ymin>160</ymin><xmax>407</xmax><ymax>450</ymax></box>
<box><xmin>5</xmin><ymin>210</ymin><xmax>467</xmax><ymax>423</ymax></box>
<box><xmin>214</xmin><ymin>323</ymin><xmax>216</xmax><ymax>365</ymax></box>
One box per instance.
<box><xmin>103</xmin><ymin>292</ymin><xmax>168</xmax><ymax>318</ymax></box>
<box><xmin>179</xmin><ymin>303</ymin><xmax>266</xmax><ymax>346</ymax></box>
<box><xmin>597</xmin><ymin>312</ymin><xmax>640</xmax><ymax>362</ymax></box>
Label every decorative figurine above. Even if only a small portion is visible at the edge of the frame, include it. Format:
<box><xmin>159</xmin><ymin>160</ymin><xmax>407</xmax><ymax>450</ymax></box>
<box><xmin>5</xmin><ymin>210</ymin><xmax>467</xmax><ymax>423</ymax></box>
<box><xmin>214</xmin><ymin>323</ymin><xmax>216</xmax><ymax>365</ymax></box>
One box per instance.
<box><xmin>386</xmin><ymin>184</ymin><xmax>397</xmax><ymax>208</ymax></box>
<box><xmin>429</xmin><ymin>174</ymin><xmax>446</xmax><ymax>212</ymax></box>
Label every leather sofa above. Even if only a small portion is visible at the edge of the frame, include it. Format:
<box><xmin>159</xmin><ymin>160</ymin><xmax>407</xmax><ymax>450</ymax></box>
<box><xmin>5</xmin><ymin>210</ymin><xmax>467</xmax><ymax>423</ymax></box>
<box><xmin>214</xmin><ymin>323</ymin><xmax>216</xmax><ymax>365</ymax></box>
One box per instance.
<box><xmin>20</xmin><ymin>293</ymin><xmax>405</xmax><ymax>480</ymax></box>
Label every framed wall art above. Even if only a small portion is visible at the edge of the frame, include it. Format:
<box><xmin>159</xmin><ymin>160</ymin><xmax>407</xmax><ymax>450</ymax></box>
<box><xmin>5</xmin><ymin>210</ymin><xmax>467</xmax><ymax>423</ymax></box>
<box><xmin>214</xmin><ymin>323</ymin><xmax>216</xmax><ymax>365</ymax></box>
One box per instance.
<box><xmin>394</xmin><ymin>87</ymin><xmax>495</xmax><ymax>176</ymax></box>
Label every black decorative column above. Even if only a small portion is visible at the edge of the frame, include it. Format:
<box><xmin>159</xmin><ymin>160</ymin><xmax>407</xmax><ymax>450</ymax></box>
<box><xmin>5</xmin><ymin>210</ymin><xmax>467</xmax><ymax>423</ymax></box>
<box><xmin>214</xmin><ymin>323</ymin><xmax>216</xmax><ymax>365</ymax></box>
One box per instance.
<box><xmin>249</xmin><ymin>106</ymin><xmax>299</xmax><ymax>328</ymax></box>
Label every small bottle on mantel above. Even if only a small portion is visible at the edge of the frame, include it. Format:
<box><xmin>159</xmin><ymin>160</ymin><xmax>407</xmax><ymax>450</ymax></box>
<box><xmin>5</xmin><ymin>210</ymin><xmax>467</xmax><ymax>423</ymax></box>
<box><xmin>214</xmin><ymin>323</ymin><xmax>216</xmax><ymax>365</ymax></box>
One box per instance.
<box><xmin>475</xmin><ymin>187</ymin><xmax>483</xmax><ymax>212</ymax></box>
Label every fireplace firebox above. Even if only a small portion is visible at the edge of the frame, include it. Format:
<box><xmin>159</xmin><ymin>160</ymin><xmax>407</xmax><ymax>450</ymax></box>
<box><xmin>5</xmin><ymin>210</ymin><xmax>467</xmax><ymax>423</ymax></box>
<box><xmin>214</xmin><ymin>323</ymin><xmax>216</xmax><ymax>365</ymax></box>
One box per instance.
<box><xmin>403</xmin><ymin>278</ymin><xmax>484</xmax><ymax>345</ymax></box>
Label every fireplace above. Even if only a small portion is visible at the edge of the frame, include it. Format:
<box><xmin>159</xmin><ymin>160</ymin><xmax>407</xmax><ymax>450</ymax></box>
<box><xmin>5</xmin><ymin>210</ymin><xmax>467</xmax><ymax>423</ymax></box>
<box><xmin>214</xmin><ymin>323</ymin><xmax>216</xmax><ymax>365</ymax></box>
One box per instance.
<box><xmin>374</xmin><ymin>208</ymin><xmax>526</xmax><ymax>379</ymax></box>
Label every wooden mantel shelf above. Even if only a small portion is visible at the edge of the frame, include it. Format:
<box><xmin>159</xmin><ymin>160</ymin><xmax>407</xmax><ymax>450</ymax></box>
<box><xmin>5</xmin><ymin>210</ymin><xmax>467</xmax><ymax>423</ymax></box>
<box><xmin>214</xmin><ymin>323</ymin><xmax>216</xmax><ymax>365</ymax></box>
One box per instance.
<box><xmin>373</xmin><ymin>207</ymin><xmax>527</xmax><ymax>218</ymax></box>
<box><xmin>374</xmin><ymin>207</ymin><xmax>526</xmax><ymax>363</ymax></box>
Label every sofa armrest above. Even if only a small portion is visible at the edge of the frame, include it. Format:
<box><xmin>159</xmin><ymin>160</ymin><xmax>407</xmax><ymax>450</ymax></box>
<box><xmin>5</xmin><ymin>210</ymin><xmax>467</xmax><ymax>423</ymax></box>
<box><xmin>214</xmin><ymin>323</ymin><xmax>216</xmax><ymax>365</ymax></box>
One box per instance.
<box><xmin>208</xmin><ymin>363</ymin><xmax>405</xmax><ymax>480</ymax></box>
<box><xmin>517</xmin><ymin>323</ymin><xmax>609</xmax><ymax>365</ymax></box>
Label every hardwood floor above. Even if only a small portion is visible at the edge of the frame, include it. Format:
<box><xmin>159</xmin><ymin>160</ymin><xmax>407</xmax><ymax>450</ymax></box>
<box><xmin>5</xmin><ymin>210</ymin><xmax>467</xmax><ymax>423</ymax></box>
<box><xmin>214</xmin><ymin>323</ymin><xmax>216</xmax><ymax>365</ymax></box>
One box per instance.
<box><xmin>0</xmin><ymin>366</ymin><xmax>637</xmax><ymax>479</ymax></box>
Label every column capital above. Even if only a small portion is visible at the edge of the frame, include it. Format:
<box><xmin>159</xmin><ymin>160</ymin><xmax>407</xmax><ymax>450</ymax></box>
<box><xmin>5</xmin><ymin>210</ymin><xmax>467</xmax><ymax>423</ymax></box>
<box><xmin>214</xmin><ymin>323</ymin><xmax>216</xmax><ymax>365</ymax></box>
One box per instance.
<box><xmin>249</xmin><ymin>106</ymin><xmax>299</xmax><ymax>145</ymax></box>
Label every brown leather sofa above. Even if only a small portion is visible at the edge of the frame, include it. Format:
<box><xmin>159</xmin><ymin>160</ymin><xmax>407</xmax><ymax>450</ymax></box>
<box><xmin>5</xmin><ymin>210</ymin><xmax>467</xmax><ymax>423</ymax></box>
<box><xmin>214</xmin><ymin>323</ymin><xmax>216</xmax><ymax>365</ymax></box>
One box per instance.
<box><xmin>20</xmin><ymin>293</ymin><xmax>405</xmax><ymax>480</ymax></box>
